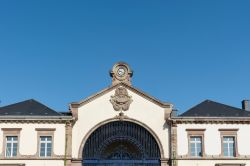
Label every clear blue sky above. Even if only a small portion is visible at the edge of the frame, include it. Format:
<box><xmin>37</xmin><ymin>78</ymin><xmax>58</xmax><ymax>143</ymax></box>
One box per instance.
<box><xmin>0</xmin><ymin>0</ymin><xmax>249</xmax><ymax>113</ymax></box>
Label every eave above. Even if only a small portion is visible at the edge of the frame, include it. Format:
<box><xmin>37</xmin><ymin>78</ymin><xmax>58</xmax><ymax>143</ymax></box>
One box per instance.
<box><xmin>171</xmin><ymin>117</ymin><xmax>250</xmax><ymax>124</ymax></box>
<box><xmin>0</xmin><ymin>115</ymin><xmax>73</xmax><ymax>124</ymax></box>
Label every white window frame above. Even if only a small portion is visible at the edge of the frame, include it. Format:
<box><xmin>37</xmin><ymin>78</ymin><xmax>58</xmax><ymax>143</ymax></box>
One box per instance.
<box><xmin>223</xmin><ymin>136</ymin><xmax>235</xmax><ymax>157</ymax></box>
<box><xmin>5</xmin><ymin>136</ymin><xmax>18</xmax><ymax>157</ymax></box>
<box><xmin>39</xmin><ymin>136</ymin><xmax>52</xmax><ymax>157</ymax></box>
<box><xmin>190</xmin><ymin>136</ymin><xmax>202</xmax><ymax>157</ymax></box>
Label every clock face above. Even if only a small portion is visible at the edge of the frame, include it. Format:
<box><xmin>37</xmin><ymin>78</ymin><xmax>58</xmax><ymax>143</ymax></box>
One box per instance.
<box><xmin>117</xmin><ymin>67</ymin><xmax>126</xmax><ymax>77</ymax></box>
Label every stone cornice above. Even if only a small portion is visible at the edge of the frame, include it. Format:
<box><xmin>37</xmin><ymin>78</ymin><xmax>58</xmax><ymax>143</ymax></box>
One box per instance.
<box><xmin>174</xmin><ymin>155</ymin><xmax>250</xmax><ymax>160</ymax></box>
<box><xmin>0</xmin><ymin>155</ymin><xmax>65</xmax><ymax>160</ymax></box>
<box><xmin>0</xmin><ymin>118</ymin><xmax>73</xmax><ymax>124</ymax></box>
<box><xmin>0</xmin><ymin>116</ymin><xmax>72</xmax><ymax>120</ymax></box>
<box><xmin>170</xmin><ymin>117</ymin><xmax>250</xmax><ymax>124</ymax></box>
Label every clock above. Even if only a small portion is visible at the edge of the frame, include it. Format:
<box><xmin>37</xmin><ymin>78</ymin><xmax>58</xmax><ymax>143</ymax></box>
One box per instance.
<box><xmin>117</xmin><ymin>67</ymin><xmax>126</xmax><ymax>77</ymax></box>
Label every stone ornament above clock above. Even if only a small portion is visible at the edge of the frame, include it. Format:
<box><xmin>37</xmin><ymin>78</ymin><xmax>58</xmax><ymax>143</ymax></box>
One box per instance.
<box><xmin>110</xmin><ymin>62</ymin><xmax>133</xmax><ymax>85</ymax></box>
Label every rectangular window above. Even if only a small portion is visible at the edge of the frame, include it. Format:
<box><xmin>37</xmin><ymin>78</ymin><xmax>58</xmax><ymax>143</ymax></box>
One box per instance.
<box><xmin>190</xmin><ymin>136</ymin><xmax>202</xmax><ymax>157</ymax></box>
<box><xmin>5</xmin><ymin>136</ymin><xmax>18</xmax><ymax>157</ymax></box>
<box><xmin>39</xmin><ymin>136</ymin><xmax>52</xmax><ymax>157</ymax></box>
<box><xmin>223</xmin><ymin>136</ymin><xmax>235</xmax><ymax>157</ymax></box>
<box><xmin>186</xmin><ymin>129</ymin><xmax>205</xmax><ymax>157</ymax></box>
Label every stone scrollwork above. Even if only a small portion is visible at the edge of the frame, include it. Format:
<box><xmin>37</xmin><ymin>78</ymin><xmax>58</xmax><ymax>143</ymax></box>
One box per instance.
<box><xmin>110</xmin><ymin>86</ymin><xmax>133</xmax><ymax>111</ymax></box>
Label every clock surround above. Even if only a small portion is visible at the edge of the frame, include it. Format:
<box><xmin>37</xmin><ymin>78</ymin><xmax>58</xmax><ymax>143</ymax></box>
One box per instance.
<box><xmin>110</xmin><ymin>62</ymin><xmax>133</xmax><ymax>85</ymax></box>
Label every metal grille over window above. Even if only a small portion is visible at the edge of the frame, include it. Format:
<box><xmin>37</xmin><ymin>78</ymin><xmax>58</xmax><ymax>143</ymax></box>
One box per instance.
<box><xmin>82</xmin><ymin>121</ymin><xmax>161</xmax><ymax>166</ymax></box>
<box><xmin>5</xmin><ymin>136</ymin><xmax>18</xmax><ymax>157</ymax></box>
<box><xmin>39</xmin><ymin>136</ymin><xmax>52</xmax><ymax>157</ymax></box>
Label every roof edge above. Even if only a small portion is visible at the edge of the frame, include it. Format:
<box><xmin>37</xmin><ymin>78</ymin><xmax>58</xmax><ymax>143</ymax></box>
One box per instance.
<box><xmin>70</xmin><ymin>82</ymin><xmax>172</xmax><ymax>108</ymax></box>
<box><xmin>170</xmin><ymin>117</ymin><xmax>250</xmax><ymax>124</ymax></box>
<box><xmin>0</xmin><ymin>115</ymin><xmax>72</xmax><ymax>120</ymax></box>
<box><xmin>172</xmin><ymin>116</ymin><xmax>250</xmax><ymax>120</ymax></box>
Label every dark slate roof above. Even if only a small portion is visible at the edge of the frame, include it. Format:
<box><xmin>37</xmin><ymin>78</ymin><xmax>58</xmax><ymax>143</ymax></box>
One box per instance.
<box><xmin>181</xmin><ymin>100</ymin><xmax>250</xmax><ymax>117</ymax></box>
<box><xmin>0</xmin><ymin>99</ymin><xmax>62</xmax><ymax>116</ymax></box>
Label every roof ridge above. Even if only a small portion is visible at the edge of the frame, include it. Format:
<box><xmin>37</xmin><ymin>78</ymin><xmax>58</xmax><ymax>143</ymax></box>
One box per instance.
<box><xmin>205</xmin><ymin>99</ymin><xmax>244</xmax><ymax>111</ymax></box>
<box><xmin>0</xmin><ymin>99</ymin><xmax>34</xmax><ymax>109</ymax></box>
<box><xmin>0</xmin><ymin>99</ymin><xmax>61</xmax><ymax>117</ymax></box>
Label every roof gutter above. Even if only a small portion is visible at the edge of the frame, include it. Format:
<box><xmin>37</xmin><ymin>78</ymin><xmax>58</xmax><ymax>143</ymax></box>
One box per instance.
<box><xmin>0</xmin><ymin>115</ymin><xmax>72</xmax><ymax>120</ymax></box>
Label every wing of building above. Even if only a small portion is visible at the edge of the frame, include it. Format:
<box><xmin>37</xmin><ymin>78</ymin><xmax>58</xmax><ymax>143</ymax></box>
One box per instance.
<box><xmin>0</xmin><ymin>62</ymin><xmax>249</xmax><ymax>166</ymax></box>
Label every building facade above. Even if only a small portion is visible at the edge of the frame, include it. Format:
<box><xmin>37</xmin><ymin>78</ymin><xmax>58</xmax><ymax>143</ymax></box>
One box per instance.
<box><xmin>0</xmin><ymin>62</ymin><xmax>249</xmax><ymax>166</ymax></box>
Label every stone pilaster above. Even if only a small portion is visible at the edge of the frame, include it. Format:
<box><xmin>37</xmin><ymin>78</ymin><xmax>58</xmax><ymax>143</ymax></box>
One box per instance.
<box><xmin>65</xmin><ymin>122</ymin><xmax>73</xmax><ymax>166</ymax></box>
<box><xmin>171</xmin><ymin>121</ymin><xmax>178</xmax><ymax>166</ymax></box>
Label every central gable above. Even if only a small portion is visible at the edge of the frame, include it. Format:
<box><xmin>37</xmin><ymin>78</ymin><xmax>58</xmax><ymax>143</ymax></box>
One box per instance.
<box><xmin>71</xmin><ymin>83</ymin><xmax>173</xmax><ymax>159</ymax></box>
<box><xmin>70</xmin><ymin>83</ymin><xmax>173</xmax><ymax>122</ymax></box>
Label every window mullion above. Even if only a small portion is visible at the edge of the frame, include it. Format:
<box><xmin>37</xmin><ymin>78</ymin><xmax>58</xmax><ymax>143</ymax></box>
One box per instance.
<box><xmin>11</xmin><ymin>137</ymin><xmax>13</xmax><ymax>157</ymax></box>
<box><xmin>10</xmin><ymin>137</ymin><xmax>14</xmax><ymax>157</ymax></box>
<box><xmin>195</xmin><ymin>140</ymin><xmax>197</xmax><ymax>156</ymax></box>
<box><xmin>45</xmin><ymin>138</ymin><xmax>47</xmax><ymax>157</ymax></box>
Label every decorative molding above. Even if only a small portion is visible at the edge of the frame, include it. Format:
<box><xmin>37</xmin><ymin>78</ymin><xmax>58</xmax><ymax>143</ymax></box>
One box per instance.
<box><xmin>0</xmin><ymin>164</ymin><xmax>25</xmax><ymax>166</ymax></box>
<box><xmin>0</xmin><ymin>119</ymin><xmax>72</xmax><ymax>124</ymax></box>
<box><xmin>186</xmin><ymin>129</ymin><xmax>206</xmax><ymax>132</ymax></box>
<box><xmin>110</xmin><ymin>86</ymin><xmax>133</xmax><ymax>111</ymax></box>
<box><xmin>175</xmin><ymin>155</ymin><xmax>250</xmax><ymax>160</ymax></box>
<box><xmin>35</xmin><ymin>128</ymin><xmax>56</xmax><ymax>131</ymax></box>
<box><xmin>0</xmin><ymin>116</ymin><xmax>71</xmax><ymax>120</ymax></box>
<box><xmin>215</xmin><ymin>164</ymin><xmax>246</xmax><ymax>166</ymax></box>
<box><xmin>173</xmin><ymin>118</ymin><xmax>250</xmax><ymax>124</ymax></box>
<box><xmin>0</xmin><ymin>155</ymin><xmax>65</xmax><ymax>160</ymax></box>
<box><xmin>218</xmin><ymin>129</ymin><xmax>239</xmax><ymax>132</ymax></box>
<box><xmin>1</xmin><ymin>128</ymin><xmax>22</xmax><ymax>131</ymax></box>
<box><xmin>114</xmin><ymin>112</ymin><xmax>129</xmax><ymax>121</ymax></box>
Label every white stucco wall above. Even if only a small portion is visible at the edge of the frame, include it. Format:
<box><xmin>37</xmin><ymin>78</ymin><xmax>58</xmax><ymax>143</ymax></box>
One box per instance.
<box><xmin>178</xmin><ymin>160</ymin><xmax>250</xmax><ymax>166</ymax></box>
<box><xmin>0</xmin><ymin>160</ymin><xmax>64</xmax><ymax>166</ymax></box>
<box><xmin>72</xmin><ymin>87</ymin><xmax>170</xmax><ymax>158</ymax></box>
<box><xmin>177</xmin><ymin>123</ymin><xmax>250</xmax><ymax>156</ymax></box>
<box><xmin>0</xmin><ymin>123</ymin><xmax>65</xmax><ymax>156</ymax></box>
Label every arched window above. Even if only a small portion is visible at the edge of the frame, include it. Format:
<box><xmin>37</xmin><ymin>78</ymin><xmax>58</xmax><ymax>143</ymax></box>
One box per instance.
<box><xmin>82</xmin><ymin>121</ymin><xmax>161</xmax><ymax>166</ymax></box>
